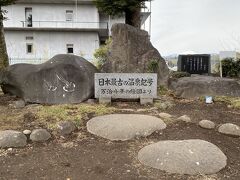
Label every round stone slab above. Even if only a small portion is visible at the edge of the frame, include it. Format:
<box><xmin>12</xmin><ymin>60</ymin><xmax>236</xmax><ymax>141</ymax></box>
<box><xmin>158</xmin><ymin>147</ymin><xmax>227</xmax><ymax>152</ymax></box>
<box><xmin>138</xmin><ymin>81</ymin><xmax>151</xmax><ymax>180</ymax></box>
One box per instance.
<box><xmin>87</xmin><ymin>114</ymin><xmax>166</xmax><ymax>141</ymax></box>
<box><xmin>138</xmin><ymin>140</ymin><xmax>227</xmax><ymax>175</ymax></box>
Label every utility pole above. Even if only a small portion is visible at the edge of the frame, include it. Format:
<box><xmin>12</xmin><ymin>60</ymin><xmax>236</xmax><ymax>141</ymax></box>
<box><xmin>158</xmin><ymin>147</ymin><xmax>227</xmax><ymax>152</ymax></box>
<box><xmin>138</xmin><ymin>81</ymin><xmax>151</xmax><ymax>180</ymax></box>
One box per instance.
<box><xmin>75</xmin><ymin>0</ymin><xmax>78</xmax><ymax>22</ymax></box>
<box><xmin>149</xmin><ymin>0</ymin><xmax>152</xmax><ymax>37</ymax></box>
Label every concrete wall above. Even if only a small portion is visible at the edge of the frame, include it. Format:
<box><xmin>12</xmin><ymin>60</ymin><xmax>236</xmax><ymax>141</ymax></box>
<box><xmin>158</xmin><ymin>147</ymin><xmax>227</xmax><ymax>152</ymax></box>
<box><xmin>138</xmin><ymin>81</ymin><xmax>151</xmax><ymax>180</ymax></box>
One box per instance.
<box><xmin>3</xmin><ymin>3</ymin><xmax>99</xmax><ymax>28</ymax></box>
<box><xmin>100</xmin><ymin>14</ymin><xmax>125</xmax><ymax>34</ymax></box>
<box><xmin>219</xmin><ymin>51</ymin><xmax>240</xmax><ymax>60</ymax></box>
<box><xmin>3</xmin><ymin>3</ymin><xmax>125</xmax><ymax>64</ymax></box>
<box><xmin>5</xmin><ymin>31</ymin><xmax>99</xmax><ymax>62</ymax></box>
<box><xmin>237</xmin><ymin>52</ymin><xmax>240</xmax><ymax>59</ymax></box>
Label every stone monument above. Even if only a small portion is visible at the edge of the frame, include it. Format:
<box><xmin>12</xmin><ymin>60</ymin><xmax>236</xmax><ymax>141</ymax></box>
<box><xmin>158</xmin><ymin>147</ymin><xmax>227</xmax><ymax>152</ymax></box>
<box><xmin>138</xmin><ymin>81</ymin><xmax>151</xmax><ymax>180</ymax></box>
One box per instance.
<box><xmin>1</xmin><ymin>54</ymin><xmax>98</xmax><ymax>104</ymax></box>
<box><xmin>101</xmin><ymin>23</ymin><xmax>169</xmax><ymax>86</ymax></box>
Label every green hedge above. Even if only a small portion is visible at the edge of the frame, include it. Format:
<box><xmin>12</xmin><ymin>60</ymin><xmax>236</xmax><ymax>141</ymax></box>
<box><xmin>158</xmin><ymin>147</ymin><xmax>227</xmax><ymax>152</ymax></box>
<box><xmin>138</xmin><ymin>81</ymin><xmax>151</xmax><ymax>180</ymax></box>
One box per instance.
<box><xmin>170</xmin><ymin>71</ymin><xmax>191</xmax><ymax>79</ymax></box>
<box><xmin>222</xmin><ymin>58</ymin><xmax>240</xmax><ymax>78</ymax></box>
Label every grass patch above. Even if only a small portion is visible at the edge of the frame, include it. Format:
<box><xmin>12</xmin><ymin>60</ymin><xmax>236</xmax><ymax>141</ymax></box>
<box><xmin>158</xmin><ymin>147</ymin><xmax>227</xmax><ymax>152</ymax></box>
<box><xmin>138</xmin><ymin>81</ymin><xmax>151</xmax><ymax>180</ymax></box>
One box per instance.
<box><xmin>154</xmin><ymin>101</ymin><xmax>174</xmax><ymax>110</ymax></box>
<box><xmin>213</xmin><ymin>96</ymin><xmax>240</xmax><ymax>109</ymax></box>
<box><xmin>199</xmin><ymin>96</ymin><xmax>240</xmax><ymax>109</ymax></box>
<box><xmin>160</xmin><ymin>117</ymin><xmax>178</xmax><ymax>125</ymax></box>
<box><xmin>158</xmin><ymin>86</ymin><xmax>168</xmax><ymax>96</ymax></box>
<box><xmin>36</xmin><ymin>104</ymin><xmax>116</xmax><ymax>129</ymax></box>
<box><xmin>157</xmin><ymin>86</ymin><xmax>176</xmax><ymax>97</ymax></box>
<box><xmin>170</xmin><ymin>71</ymin><xmax>191</xmax><ymax>79</ymax></box>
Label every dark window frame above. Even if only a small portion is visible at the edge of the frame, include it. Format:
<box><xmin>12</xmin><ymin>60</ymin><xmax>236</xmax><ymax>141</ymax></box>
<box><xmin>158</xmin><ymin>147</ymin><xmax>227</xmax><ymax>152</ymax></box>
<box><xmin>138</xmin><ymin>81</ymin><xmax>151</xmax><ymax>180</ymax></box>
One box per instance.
<box><xmin>26</xmin><ymin>43</ymin><xmax>33</xmax><ymax>54</ymax></box>
<box><xmin>66</xmin><ymin>10</ymin><xmax>73</xmax><ymax>22</ymax></box>
<box><xmin>67</xmin><ymin>44</ymin><xmax>74</xmax><ymax>54</ymax></box>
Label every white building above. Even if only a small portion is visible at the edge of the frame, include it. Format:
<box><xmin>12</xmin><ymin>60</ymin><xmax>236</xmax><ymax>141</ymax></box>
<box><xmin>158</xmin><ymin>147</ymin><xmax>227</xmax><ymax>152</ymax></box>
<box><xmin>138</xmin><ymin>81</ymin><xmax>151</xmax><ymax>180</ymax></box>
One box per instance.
<box><xmin>3</xmin><ymin>0</ymin><xmax>150</xmax><ymax>64</ymax></box>
<box><xmin>219</xmin><ymin>51</ymin><xmax>240</xmax><ymax>60</ymax></box>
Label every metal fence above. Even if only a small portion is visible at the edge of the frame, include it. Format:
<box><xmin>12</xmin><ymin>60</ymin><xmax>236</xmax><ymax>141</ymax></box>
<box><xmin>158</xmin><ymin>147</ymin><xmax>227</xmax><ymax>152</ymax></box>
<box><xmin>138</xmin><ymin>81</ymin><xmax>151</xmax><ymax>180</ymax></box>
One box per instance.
<box><xmin>20</xmin><ymin>21</ymin><xmax>109</xmax><ymax>29</ymax></box>
<box><xmin>9</xmin><ymin>58</ymin><xmax>48</xmax><ymax>65</ymax></box>
<box><xmin>9</xmin><ymin>56</ymin><xmax>94</xmax><ymax>65</ymax></box>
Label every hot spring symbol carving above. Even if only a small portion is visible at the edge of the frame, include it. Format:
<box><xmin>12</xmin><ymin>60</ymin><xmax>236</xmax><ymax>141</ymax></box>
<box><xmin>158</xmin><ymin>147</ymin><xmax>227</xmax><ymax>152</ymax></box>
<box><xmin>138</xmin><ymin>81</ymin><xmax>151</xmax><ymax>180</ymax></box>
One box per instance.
<box><xmin>44</xmin><ymin>73</ymin><xmax>76</xmax><ymax>93</ymax></box>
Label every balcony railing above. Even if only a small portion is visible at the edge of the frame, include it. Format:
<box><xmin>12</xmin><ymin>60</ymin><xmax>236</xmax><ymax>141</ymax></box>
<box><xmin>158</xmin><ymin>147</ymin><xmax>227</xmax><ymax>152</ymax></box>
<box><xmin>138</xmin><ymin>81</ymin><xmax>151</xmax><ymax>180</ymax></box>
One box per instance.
<box><xmin>9</xmin><ymin>56</ymin><xmax>93</xmax><ymax>65</ymax></box>
<box><xmin>9</xmin><ymin>58</ymin><xmax>48</xmax><ymax>65</ymax></box>
<box><xmin>20</xmin><ymin>21</ymin><xmax>108</xmax><ymax>29</ymax></box>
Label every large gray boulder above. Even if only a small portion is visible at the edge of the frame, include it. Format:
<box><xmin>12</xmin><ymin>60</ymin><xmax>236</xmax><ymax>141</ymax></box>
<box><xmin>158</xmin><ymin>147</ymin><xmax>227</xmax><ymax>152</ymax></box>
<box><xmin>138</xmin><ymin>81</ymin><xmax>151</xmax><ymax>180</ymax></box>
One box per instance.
<box><xmin>169</xmin><ymin>75</ymin><xmax>240</xmax><ymax>98</ymax></box>
<box><xmin>0</xmin><ymin>130</ymin><xmax>27</xmax><ymax>148</ymax></box>
<box><xmin>102</xmin><ymin>23</ymin><xmax>169</xmax><ymax>86</ymax></box>
<box><xmin>87</xmin><ymin>114</ymin><xmax>166</xmax><ymax>141</ymax></box>
<box><xmin>138</xmin><ymin>140</ymin><xmax>227</xmax><ymax>175</ymax></box>
<box><xmin>1</xmin><ymin>54</ymin><xmax>98</xmax><ymax>104</ymax></box>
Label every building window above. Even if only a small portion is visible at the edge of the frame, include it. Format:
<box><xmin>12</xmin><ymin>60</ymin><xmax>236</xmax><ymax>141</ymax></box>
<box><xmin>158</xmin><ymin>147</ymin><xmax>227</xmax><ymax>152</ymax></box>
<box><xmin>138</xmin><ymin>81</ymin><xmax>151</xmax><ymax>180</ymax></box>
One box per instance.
<box><xmin>67</xmin><ymin>44</ymin><xmax>74</xmax><ymax>54</ymax></box>
<box><xmin>26</xmin><ymin>36</ymin><xmax>34</xmax><ymax>40</ymax></box>
<box><xmin>66</xmin><ymin>10</ymin><xmax>73</xmax><ymax>21</ymax></box>
<box><xmin>25</xmin><ymin>8</ymin><xmax>32</xmax><ymax>27</ymax></box>
<box><xmin>26</xmin><ymin>44</ymin><xmax>33</xmax><ymax>54</ymax></box>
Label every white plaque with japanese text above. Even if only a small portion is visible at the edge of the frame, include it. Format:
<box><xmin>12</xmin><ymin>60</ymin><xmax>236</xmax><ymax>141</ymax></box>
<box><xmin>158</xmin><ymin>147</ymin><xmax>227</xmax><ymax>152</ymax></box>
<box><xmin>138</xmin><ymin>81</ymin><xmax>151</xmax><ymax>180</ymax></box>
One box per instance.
<box><xmin>95</xmin><ymin>73</ymin><xmax>157</xmax><ymax>99</ymax></box>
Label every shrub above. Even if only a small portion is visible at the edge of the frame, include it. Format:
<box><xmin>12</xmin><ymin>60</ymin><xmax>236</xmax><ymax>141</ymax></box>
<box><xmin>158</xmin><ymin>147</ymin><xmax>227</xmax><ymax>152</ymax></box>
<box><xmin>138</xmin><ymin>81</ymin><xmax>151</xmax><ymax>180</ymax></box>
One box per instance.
<box><xmin>170</xmin><ymin>71</ymin><xmax>191</xmax><ymax>79</ymax></box>
<box><xmin>222</xmin><ymin>58</ymin><xmax>240</xmax><ymax>78</ymax></box>
<box><xmin>94</xmin><ymin>38</ymin><xmax>112</xmax><ymax>70</ymax></box>
<box><xmin>147</xmin><ymin>59</ymin><xmax>159</xmax><ymax>73</ymax></box>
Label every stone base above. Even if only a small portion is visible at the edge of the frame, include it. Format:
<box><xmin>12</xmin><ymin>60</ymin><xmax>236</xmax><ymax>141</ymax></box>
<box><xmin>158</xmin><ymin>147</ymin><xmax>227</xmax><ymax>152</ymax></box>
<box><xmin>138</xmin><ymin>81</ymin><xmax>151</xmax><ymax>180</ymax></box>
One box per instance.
<box><xmin>99</xmin><ymin>97</ymin><xmax>112</xmax><ymax>104</ymax></box>
<box><xmin>140</xmin><ymin>98</ymin><xmax>153</xmax><ymax>105</ymax></box>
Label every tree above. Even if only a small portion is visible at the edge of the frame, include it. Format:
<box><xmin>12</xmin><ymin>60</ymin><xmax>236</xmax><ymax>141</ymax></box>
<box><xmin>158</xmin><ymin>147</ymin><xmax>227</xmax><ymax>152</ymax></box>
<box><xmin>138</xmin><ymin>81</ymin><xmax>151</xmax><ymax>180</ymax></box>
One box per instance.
<box><xmin>94</xmin><ymin>38</ymin><xmax>112</xmax><ymax>70</ymax></box>
<box><xmin>94</xmin><ymin>0</ymin><xmax>148</xmax><ymax>28</ymax></box>
<box><xmin>0</xmin><ymin>0</ymin><xmax>16</xmax><ymax>71</ymax></box>
<box><xmin>221</xmin><ymin>58</ymin><xmax>240</xmax><ymax>78</ymax></box>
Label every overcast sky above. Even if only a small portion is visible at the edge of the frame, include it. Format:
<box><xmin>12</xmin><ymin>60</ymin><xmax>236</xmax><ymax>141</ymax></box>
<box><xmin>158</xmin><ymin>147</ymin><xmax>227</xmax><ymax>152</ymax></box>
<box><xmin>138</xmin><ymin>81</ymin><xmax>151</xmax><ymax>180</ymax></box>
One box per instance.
<box><xmin>145</xmin><ymin>0</ymin><xmax>240</xmax><ymax>56</ymax></box>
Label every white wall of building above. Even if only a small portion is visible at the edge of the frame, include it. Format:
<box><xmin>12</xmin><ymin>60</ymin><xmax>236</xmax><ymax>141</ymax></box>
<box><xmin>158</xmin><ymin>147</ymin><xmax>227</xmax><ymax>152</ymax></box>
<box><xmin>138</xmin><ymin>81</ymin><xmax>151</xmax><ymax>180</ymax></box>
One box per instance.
<box><xmin>5</xmin><ymin>31</ymin><xmax>99</xmax><ymax>62</ymax></box>
<box><xmin>219</xmin><ymin>51</ymin><xmax>240</xmax><ymax>60</ymax></box>
<box><xmin>4</xmin><ymin>3</ymin><xmax>100</xmax><ymax>28</ymax></box>
<box><xmin>3</xmin><ymin>2</ymin><xmax>129</xmax><ymax>64</ymax></box>
<box><xmin>100</xmin><ymin>14</ymin><xmax>125</xmax><ymax>34</ymax></box>
<box><xmin>237</xmin><ymin>52</ymin><xmax>240</xmax><ymax>59</ymax></box>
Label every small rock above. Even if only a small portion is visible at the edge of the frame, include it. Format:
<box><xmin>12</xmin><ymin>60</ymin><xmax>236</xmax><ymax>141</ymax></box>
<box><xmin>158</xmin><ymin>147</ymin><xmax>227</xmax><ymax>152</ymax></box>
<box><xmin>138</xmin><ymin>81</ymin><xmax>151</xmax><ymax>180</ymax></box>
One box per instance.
<box><xmin>199</xmin><ymin>120</ymin><xmax>215</xmax><ymax>129</ymax></box>
<box><xmin>137</xmin><ymin>109</ymin><xmax>147</xmax><ymax>112</ymax></box>
<box><xmin>117</xmin><ymin>103</ymin><xmax>129</xmax><ymax>108</ymax></box>
<box><xmin>57</xmin><ymin>121</ymin><xmax>77</xmax><ymax>136</ymax></box>
<box><xmin>218</xmin><ymin>123</ymin><xmax>240</xmax><ymax>137</ymax></box>
<box><xmin>61</xmin><ymin>142</ymin><xmax>74</xmax><ymax>148</ymax></box>
<box><xmin>160</xmin><ymin>103</ymin><xmax>169</xmax><ymax>110</ymax></box>
<box><xmin>155</xmin><ymin>101</ymin><xmax>174</xmax><ymax>110</ymax></box>
<box><xmin>13</xmin><ymin>100</ymin><xmax>25</xmax><ymax>108</ymax></box>
<box><xmin>121</xmin><ymin>109</ymin><xmax>135</xmax><ymax>112</ymax></box>
<box><xmin>149</xmin><ymin>107</ymin><xmax>158</xmax><ymax>111</ymax></box>
<box><xmin>26</xmin><ymin>104</ymin><xmax>43</xmax><ymax>109</ymax></box>
<box><xmin>23</xmin><ymin>130</ymin><xmax>31</xmax><ymax>135</ymax></box>
<box><xmin>30</xmin><ymin>129</ymin><xmax>51</xmax><ymax>142</ymax></box>
<box><xmin>177</xmin><ymin>115</ymin><xmax>191</xmax><ymax>123</ymax></box>
<box><xmin>159</xmin><ymin>113</ymin><xmax>172</xmax><ymax>119</ymax></box>
<box><xmin>0</xmin><ymin>130</ymin><xmax>27</xmax><ymax>148</ymax></box>
<box><xmin>86</xmin><ymin>99</ymin><xmax>97</xmax><ymax>104</ymax></box>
